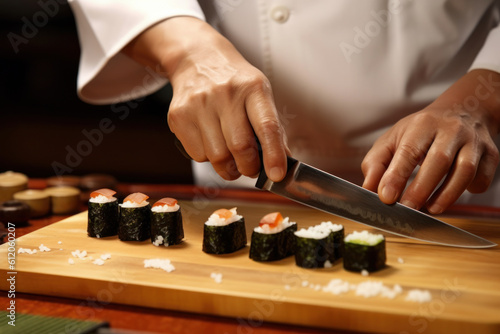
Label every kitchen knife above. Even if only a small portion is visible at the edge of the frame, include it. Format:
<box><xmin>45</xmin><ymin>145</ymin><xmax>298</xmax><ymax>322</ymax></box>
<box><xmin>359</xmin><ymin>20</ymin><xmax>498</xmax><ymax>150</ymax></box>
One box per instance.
<box><xmin>256</xmin><ymin>156</ymin><xmax>497</xmax><ymax>248</ymax></box>
<box><xmin>173</xmin><ymin>137</ymin><xmax>496</xmax><ymax>248</ymax></box>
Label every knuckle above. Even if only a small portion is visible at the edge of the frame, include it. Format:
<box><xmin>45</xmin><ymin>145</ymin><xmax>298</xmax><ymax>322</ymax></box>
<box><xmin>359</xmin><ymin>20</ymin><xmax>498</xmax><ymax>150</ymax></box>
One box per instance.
<box><xmin>208</xmin><ymin>149</ymin><xmax>233</xmax><ymax>166</ymax></box>
<box><xmin>430</xmin><ymin>150</ymin><xmax>454</xmax><ymax>167</ymax></box>
<box><xmin>260</xmin><ymin>117</ymin><xmax>282</xmax><ymax>135</ymax></box>
<box><xmin>456</xmin><ymin>158</ymin><xmax>477</xmax><ymax>181</ymax></box>
<box><xmin>228</xmin><ymin>137</ymin><xmax>255</xmax><ymax>156</ymax></box>
<box><xmin>215</xmin><ymin>159</ymin><xmax>240</xmax><ymax>180</ymax></box>
<box><xmin>398</xmin><ymin>143</ymin><xmax>425</xmax><ymax>166</ymax></box>
<box><xmin>241</xmin><ymin>72</ymin><xmax>272</xmax><ymax>96</ymax></box>
<box><xmin>167</xmin><ymin>101</ymin><xmax>191</xmax><ymax>127</ymax></box>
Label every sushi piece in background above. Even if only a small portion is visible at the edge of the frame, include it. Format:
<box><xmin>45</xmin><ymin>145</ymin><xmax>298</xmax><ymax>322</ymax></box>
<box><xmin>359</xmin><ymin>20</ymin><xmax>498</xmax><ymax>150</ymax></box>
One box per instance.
<box><xmin>118</xmin><ymin>192</ymin><xmax>151</xmax><ymax>241</ymax></box>
<box><xmin>343</xmin><ymin>230</ymin><xmax>386</xmax><ymax>273</ymax></box>
<box><xmin>249</xmin><ymin>212</ymin><xmax>297</xmax><ymax>262</ymax></box>
<box><xmin>321</xmin><ymin>221</ymin><xmax>345</xmax><ymax>261</ymax></box>
<box><xmin>151</xmin><ymin>197</ymin><xmax>184</xmax><ymax>246</ymax></box>
<box><xmin>202</xmin><ymin>207</ymin><xmax>247</xmax><ymax>254</ymax></box>
<box><xmin>294</xmin><ymin>222</ymin><xmax>344</xmax><ymax>268</ymax></box>
<box><xmin>88</xmin><ymin>188</ymin><xmax>119</xmax><ymax>238</ymax></box>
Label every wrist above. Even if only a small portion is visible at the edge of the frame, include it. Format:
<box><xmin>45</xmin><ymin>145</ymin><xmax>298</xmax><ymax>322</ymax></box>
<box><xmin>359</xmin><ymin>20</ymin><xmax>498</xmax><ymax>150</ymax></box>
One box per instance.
<box><xmin>122</xmin><ymin>16</ymin><xmax>216</xmax><ymax>79</ymax></box>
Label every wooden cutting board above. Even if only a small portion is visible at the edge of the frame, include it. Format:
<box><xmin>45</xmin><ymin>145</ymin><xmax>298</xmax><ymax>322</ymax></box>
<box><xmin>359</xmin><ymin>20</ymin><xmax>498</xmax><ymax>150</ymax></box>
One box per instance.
<box><xmin>1</xmin><ymin>199</ymin><xmax>499</xmax><ymax>334</ymax></box>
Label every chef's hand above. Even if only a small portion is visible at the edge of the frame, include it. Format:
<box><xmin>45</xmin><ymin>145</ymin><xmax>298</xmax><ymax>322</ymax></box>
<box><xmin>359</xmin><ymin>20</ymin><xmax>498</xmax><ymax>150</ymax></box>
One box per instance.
<box><xmin>123</xmin><ymin>17</ymin><xmax>289</xmax><ymax>181</ymax></box>
<box><xmin>362</xmin><ymin>69</ymin><xmax>500</xmax><ymax>214</ymax></box>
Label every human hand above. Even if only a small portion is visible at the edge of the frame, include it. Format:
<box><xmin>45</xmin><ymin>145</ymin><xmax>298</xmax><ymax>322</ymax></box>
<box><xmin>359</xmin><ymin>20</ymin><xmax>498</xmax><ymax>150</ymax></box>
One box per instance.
<box><xmin>123</xmin><ymin>17</ymin><xmax>289</xmax><ymax>182</ymax></box>
<box><xmin>362</xmin><ymin>69</ymin><xmax>500</xmax><ymax>214</ymax></box>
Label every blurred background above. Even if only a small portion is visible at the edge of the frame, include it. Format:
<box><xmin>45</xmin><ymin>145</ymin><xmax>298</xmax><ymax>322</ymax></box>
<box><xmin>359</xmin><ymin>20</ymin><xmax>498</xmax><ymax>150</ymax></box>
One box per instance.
<box><xmin>0</xmin><ymin>1</ymin><xmax>193</xmax><ymax>184</ymax></box>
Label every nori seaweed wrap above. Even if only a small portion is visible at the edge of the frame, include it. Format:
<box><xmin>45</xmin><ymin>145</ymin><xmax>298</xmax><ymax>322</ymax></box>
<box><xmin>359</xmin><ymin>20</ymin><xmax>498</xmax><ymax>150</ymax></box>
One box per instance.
<box><xmin>87</xmin><ymin>188</ymin><xmax>119</xmax><ymax>238</ymax></box>
<box><xmin>203</xmin><ymin>208</ymin><xmax>247</xmax><ymax>254</ymax></box>
<box><xmin>151</xmin><ymin>198</ymin><xmax>184</xmax><ymax>246</ymax></box>
<box><xmin>343</xmin><ymin>230</ymin><xmax>386</xmax><ymax>272</ymax></box>
<box><xmin>322</xmin><ymin>222</ymin><xmax>344</xmax><ymax>262</ymax></box>
<box><xmin>249</xmin><ymin>212</ymin><xmax>297</xmax><ymax>262</ymax></box>
<box><xmin>330</xmin><ymin>225</ymin><xmax>345</xmax><ymax>260</ymax></box>
<box><xmin>294</xmin><ymin>233</ymin><xmax>331</xmax><ymax>268</ymax></box>
<box><xmin>88</xmin><ymin>201</ymin><xmax>119</xmax><ymax>238</ymax></box>
<box><xmin>118</xmin><ymin>192</ymin><xmax>151</xmax><ymax>241</ymax></box>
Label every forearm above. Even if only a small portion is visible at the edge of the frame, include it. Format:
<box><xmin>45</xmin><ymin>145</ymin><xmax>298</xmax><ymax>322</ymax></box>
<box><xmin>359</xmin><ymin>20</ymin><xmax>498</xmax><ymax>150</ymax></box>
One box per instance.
<box><xmin>122</xmin><ymin>16</ymin><xmax>235</xmax><ymax>82</ymax></box>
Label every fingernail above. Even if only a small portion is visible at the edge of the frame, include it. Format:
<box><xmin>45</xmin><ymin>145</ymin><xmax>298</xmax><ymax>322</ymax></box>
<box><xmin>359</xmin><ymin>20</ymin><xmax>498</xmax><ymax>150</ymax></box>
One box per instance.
<box><xmin>380</xmin><ymin>186</ymin><xmax>398</xmax><ymax>203</ymax></box>
<box><xmin>428</xmin><ymin>203</ymin><xmax>443</xmax><ymax>214</ymax></box>
<box><xmin>401</xmin><ymin>200</ymin><xmax>417</xmax><ymax>209</ymax></box>
<box><xmin>269</xmin><ymin>167</ymin><xmax>284</xmax><ymax>182</ymax></box>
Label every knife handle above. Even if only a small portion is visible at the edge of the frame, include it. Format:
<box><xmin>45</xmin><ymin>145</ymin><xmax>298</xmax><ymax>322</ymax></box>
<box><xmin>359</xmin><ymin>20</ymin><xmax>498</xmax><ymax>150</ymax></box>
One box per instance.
<box><xmin>174</xmin><ymin>136</ymin><xmax>297</xmax><ymax>187</ymax></box>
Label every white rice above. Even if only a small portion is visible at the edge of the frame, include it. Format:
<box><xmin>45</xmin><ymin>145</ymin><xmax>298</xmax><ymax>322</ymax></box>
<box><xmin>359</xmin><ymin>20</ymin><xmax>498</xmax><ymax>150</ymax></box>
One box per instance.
<box><xmin>345</xmin><ymin>230</ymin><xmax>384</xmax><ymax>245</ymax></box>
<box><xmin>120</xmin><ymin>200</ymin><xmax>149</xmax><ymax>208</ymax></box>
<box><xmin>89</xmin><ymin>195</ymin><xmax>117</xmax><ymax>204</ymax></box>
<box><xmin>152</xmin><ymin>203</ymin><xmax>180</xmax><ymax>213</ymax></box>
<box><xmin>324</xmin><ymin>260</ymin><xmax>333</xmax><ymax>268</ymax></box>
<box><xmin>205</xmin><ymin>207</ymin><xmax>242</xmax><ymax>226</ymax></box>
<box><xmin>39</xmin><ymin>244</ymin><xmax>51</xmax><ymax>252</ymax></box>
<box><xmin>294</xmin><ymin>226</ymin><xmax>329</xmax><ymax>239</ymax></box>
<box><xmin>68</xmin><ymin>258</ymin><xmax>75</xmax><ymax>265</ymax></box>
<box><xmin>71</xmin><ymin>250</ymin><xmax>87</xmax><ymax>259</ymax></box>
<box><xmin>210</xmin><ymin>272</ymin><xmax>223</xmax><ymax>284</ymax></box>
<box><xmin>144</xmin><ymin>258</ymin><xmax>175</xmax><ymax>273</ymax></box>
<box><xmin>294</xmin><ymin>221</ymin><xmax>343</xmax><ymax>239</ymax></box>
<box><xmin>254</xmin><ymin>217</ymin><xmax>295</xmax><ymax>234</ymax></box>
<box><xmin>93</xmin><ymin>259</ymin><xmax>105</xmax><ymax>266</ymax></box>
<box><xmin>58</xmin><ymin>241</ymin><xmax>62</xmax><ymax>244</ymax></box>
<box><xmin>100</xmin><ymin>253</ymin><xmax>111</xmax><ymax>260</ymax></box>
<box><xmin>18</xmin><ymin>248</ymin><xmax>37</xmax><ymax>254</ymax></box>
<box><xmin>319</xmin><ymin>221</ymin><xmax>343</xmax><ymax>232</ymax></box>
<box><xmin>322</xmin><ymin>279</ymin><xmax>351</xmax><ymax>295</ymax></box>
<box><xmin>398</xmin><ymin>257</ymin><xmax>405</xmax><ymax>264</ymax></box>
<box><xmin>405</xmin><ymin>289</ymin><xmax>432</xmax><ymax>303</ymax></box>
<box><xmin>152</xmin><ymin>235</ymin><xmax>164</xmax><ymax>247</ymax></box>
<box><xmin>321</xmin><ymin>279</ymin><xmax>403</xmax><ymax>299</ymax></box>
<box><xmin>361</xmin><ymin>269</ymin><xmax>369</xmax><ymax>277</ymax></box>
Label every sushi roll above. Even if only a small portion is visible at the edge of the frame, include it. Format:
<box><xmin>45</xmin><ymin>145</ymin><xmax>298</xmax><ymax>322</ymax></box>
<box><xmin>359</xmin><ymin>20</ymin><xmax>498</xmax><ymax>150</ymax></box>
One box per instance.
<box><xmin>249</xmin><ymin>212</ymin><xmax>297</xmax><ymax>262</ymax></box>
<box><xmin>321</xmin><ymin>221</ymin><xmax>345</xmax><ymax>261</ymax></box>
<box><xmin>343</xmin><ymin>230</ymin><xmax>386</xmax><ymax>273</ymax></box>
<box><xmin>202</xmin><ymin>208</ymin><xmax>247</xmax><ymax>254</ymax></box>
<box><xmin>151</xmin><ymin>197</ymin><xmax>184</xmax><ymax>246</ymax></box>
<box><xmin>294</xmin><ymin>222</ymin><xmax>343</xmax><ymax>268</ymax></box>
<box><xmin>118</xmin><ymin>192</ymin><xmax>151</xmax><ymax>241</ymax></box>
<box><xmin>294</xmin><ymin>227</ymin><xmax>330</xmax><ymax>268</ymax></box>
<box><xmin>88</xmin><ymin>188</ymin><xmax>119</xmax><ymax>238</ymax></box>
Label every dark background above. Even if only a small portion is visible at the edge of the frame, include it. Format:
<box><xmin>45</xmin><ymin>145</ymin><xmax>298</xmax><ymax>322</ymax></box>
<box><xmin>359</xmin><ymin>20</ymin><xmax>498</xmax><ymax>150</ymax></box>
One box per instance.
<box><xmin>0</xmin><ymin>1</ymin><xmax>193</xmax><ymax>184</ymax></box>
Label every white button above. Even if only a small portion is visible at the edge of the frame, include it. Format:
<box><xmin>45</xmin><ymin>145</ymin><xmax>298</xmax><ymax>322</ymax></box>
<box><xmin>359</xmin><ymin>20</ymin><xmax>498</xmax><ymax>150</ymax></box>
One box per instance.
<box><xmin>270</xmin><ymin>6</ymin><xmax>290</xmax><ymax>23</ymax></box>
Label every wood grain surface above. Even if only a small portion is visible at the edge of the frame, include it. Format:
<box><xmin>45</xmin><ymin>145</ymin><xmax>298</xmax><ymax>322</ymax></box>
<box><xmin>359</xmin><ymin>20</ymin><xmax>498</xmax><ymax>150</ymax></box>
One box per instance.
<box><xmin>1</xmin><ymin>198</ymin><xmax>499</xmax><ymax>334</ymax></box>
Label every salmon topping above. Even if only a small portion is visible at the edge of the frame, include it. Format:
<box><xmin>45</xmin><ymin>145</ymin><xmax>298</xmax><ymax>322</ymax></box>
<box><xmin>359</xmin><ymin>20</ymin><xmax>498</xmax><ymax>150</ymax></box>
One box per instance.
<box><xmin>90</xmin><ymin>188</ymin><xmax>116</xmax><ymax>199</ymax></box>
<box><xmin>123</xmin><ymin>192</ymin><xmax>149</xmax><ymax>204</ymax></box>
<box><xmin>153</xmin><ymin>197</ymin><xmax>178</xmax><ymax>207</ymax></box>
<box><xmin>213</xmin><ymin>208</ymin><xmax>234</xmax><ymax>220</ymax></box>
<box><xmin>259</xmin><ymin>212</ymin><xmax>283</xmax><ymax>228</ymax></box>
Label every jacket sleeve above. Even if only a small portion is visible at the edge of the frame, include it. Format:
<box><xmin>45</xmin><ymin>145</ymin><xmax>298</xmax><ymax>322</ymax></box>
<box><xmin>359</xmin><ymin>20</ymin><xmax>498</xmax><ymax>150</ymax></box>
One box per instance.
<box><xmin>68</xmin><ymin>0</ymin><xmax>205</xmax><ymax>105</ymax></box>
<box><xmin>469</xmin><ymin>3</ymin><xmax>500</xmax><ymax>74</ymax></box>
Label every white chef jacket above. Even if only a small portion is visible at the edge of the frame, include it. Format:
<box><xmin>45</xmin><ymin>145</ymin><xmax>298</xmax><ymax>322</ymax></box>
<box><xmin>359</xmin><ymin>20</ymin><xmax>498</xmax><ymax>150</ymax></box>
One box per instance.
<box><xmin>69</xmin><ymin>0</ymin><xmax>500</xmax><ymax>207</ymax></box>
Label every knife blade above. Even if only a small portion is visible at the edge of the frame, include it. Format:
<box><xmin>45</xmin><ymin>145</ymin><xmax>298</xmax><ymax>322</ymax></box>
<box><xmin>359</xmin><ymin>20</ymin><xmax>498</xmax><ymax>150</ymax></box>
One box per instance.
<box><xmin>256</xmin><ymin>156</ymin><xmax>497</xmax><ymax>248</ymax></box>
